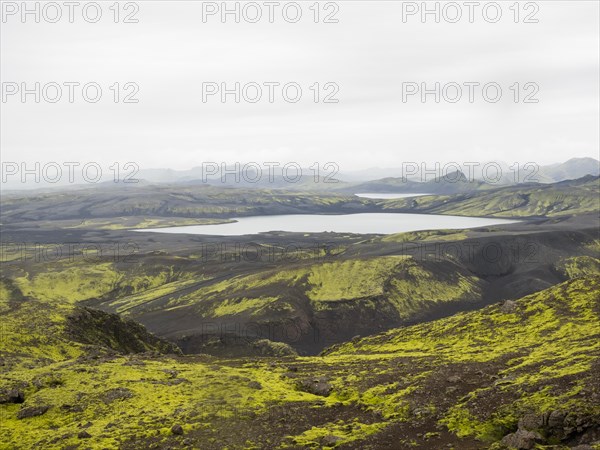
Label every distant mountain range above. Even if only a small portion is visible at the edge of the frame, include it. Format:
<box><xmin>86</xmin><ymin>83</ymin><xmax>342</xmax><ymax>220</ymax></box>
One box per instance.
<box><xmin>1</xmin><ymin>157</ymin><xmax>598</xmax><ymax>192</ymax></box>
<box><xmin>137</xmin><ymin>157</ymin><xmax>600</xmax><ymax>190</ymax></box>
<box><xmin>337</xmin><ymin>170</ymin><xmax>489</xmax><ymax>195</ymax></box>
<box><xmin>340</xmin><ymin>157</ymin><xmax>599</xmax><ymax>182</ymax></box>
<box><xmin>536</xmin><ymin>157</ymin><xmax>600</xmax><ymax>182</ymax></box>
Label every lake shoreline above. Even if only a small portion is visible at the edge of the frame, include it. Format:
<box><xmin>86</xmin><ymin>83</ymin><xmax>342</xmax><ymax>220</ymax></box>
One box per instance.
<box><xmin>133</xmin><ymin>212</ymin><xmax>521</xmax><ymax>236</ymax></box>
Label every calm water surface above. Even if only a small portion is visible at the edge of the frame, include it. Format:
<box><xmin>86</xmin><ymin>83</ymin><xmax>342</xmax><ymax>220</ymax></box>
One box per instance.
<box><xmin>355</xmin><ymin>193</ymin><xmax>430</xmax><ymax>199</ymax></box>
<box><xmin>138</xmin><ymin>213</ymin><xmax>518</xmax><ymax>236</ymax></box>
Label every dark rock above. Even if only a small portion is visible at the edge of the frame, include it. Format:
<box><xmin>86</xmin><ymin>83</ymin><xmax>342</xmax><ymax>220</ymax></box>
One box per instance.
<box><xmin>100</xmin><ymin>387</ymin><xmax>133</xmax><ymax>404</ymax></box>
<box><xmin>494</xmin><ymin>375</ymin><xmax>516</xmax><ymax>386</ymax></box>
<box><xmin>547</xmin><ymin>410</ymin><xmax>566</xmax><ymax>428</ymax></box>
<box><xmin>122</xmin><ymin>359</ymin><xmax>146</xmax><ymax>366</ymax></box>
<box><xmin>77</xmin><ymin>431</ymin><xmax>92</xmax><ymax>439</ymax></box>
<box><xmin>282</xmin><ymin>372</ymin><xmax>300</xmax><ymax>379</ymax></box>
<box><xmin>161</xmin><ymin>369</ymin><xmax>178</xmax><ymax>378</ymax></box>
<box><xmin>60</xmin><ymin>404</ymin><xmax>84</xmax><ymax>413</ymax></box>
<box><xmin>501</xmin><ymin>300</ymin><xmax>518</xmax><ymax>313</ymax></box>
<box><xmin>297</xmin><ymin>377</ymin><xmax>332</xmax><ymax>396</ymax></box>
<box><xmin>152</xmin><ymin>378</ymin><xmax>189</xmax><ymax>386</ymax></box>
<box><xmin>248</xmin><ymin>381</ymin><xmax>262</xmax><ymax>390</ymax></box>
<box><xmin>570</xmin><ymin>446</ymin><xmax>593</xmax><ymax>450</ymax></box>
<box><xmin>171</xmin><ymin>424</ymin><xmax>184</xmax><ymax>435</ymax></box>
<box><xmin>0</xmin><ymin>389</ymin><xmax>24</xmax><ymax>404</ymax></box>
<box><xmin>17</xmin><ymin>405</ymin><xmax>50</xmax><ymax>419</ymax></box>
<box><xmin>517</xmin><ymin>410</ymin><xmax>600</xmax><ymax>442</ymax></box>
<box><xmin>501</xmin><ymin>429</ymin><xmax>544</xmax><ymax>449</ymax></box>
<box><xmin>322</xmin><ymin>434</ymin><xmax>341</xmax><ymax>445</ymax></box>
<box><xmin>518</xmin><ymin>413</ymin><xmax>546</xmax><ymax>431</ymax></box>
<box><xmin>447</xmin><ymin>375</ymin><xmax>462</xmax><ymax>383</ymax></box>
<box><xmin>578</xmin><ymin>424</ymin><xmax>600</xmax><ymax>444</ymax></box>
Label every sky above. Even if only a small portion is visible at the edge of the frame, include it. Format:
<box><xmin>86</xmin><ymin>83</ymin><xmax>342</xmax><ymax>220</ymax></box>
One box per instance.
<box><xmin>1</xmin><ymin>0</ymin><xmax>599</xmax><ymax>179</ymax></box>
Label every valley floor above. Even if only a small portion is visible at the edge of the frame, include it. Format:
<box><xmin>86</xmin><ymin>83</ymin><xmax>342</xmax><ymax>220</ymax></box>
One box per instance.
<box><xmin>1</xmin><ymin>181</ymin><xmax>599</xmax><ymax>449</ymax></box>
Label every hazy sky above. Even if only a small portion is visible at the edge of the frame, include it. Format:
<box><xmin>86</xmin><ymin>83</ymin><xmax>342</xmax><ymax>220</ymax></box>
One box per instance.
<box><xmin>1</xmin><ymin>1</ymin><xmax>599</xmax><ymax>174</ymax></box>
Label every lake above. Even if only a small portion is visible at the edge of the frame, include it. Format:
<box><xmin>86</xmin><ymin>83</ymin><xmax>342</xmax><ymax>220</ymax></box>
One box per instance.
<box><xmin>355</xmin><ymin>193</ymin><xmax>430</xmax><ymax>199</ymax></box>
<box><xmin>138</xmin><ymin>213</ymin><xmax>518</xmax><ymax>236</ymax></box>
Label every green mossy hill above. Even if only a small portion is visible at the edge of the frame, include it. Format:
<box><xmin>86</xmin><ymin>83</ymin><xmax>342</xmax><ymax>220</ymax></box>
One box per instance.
<box><xmin>66</xmin><ymin>307</ymin><xmax>180</xmax><ymax>355</ymax></box>
<box><xmin>121</xmin><ymin>256</ymin><xmax>483</xmax><ymax>354</ymax></box>
<box><xmin>0</xmin><ymin>267</ymin><xmax>180</xmax><ymax>373</ymax></box>
<box><xmin>555</xmin><ymin>255</ymin><xmax>600</xmax><ymax>279</ymax></box>
<box><xmin>380</xmin><ymin>175</ymin><xmax>599</xmax><ymax>217</ymax></box>
<box><xmin>1</xmin><ymin>278</ymin><xmax>598</xmax><ymax>449</ymax></box>
<box><xmin>0</xmin><ymin>185</ymin><xmax>370</xmax><ymax>224</ymax></box>
<box><xmin>1</xmin><ymin>178</ymin><xmax>597</xmax><ymax>235</ymax></box>
<box><xmin>321</xmin><ymin>276</ymin><xmax>600</xmax><ymax>446</ymax></box>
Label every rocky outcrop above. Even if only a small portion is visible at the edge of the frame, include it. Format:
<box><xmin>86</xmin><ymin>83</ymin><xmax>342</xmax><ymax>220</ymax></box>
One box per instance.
<box><xmin>66</xmin><ymin>307</ymin><xmax>180</xmax><ymax>355</ymax></box>
<box><xmin>0</xmin><ymin>389</ymin><xmax>24</xmax><ymax>404</ymax></box>
<box><xmin>176</xmin><ymin>334</ymin><xmax>297</xmax><ymax>357</ymax></box>
<box><xmin>501</xmin><ymin>410</ymin><xmax>600</xmax><ymax>448</ymax></box>
<box><xmin>17</xmin><ymin>405</ymin><xmax>50</xmax><ymax>419</ymax></box>
<box><xmin>297</xmin><ymin>377</ymin><xmax>332</xmax><ymax>396</ymax></box>
<box><xmin>501</xmin><ymin>429</ymin><xmax>543</xmax><ymax>449</ymax></box>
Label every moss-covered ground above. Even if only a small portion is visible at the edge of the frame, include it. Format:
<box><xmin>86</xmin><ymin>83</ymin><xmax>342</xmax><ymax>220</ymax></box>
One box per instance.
<box><xmin>2</xmin><ymin>272</ymin><xmax>598</xmax><ymax>449</ymax></box>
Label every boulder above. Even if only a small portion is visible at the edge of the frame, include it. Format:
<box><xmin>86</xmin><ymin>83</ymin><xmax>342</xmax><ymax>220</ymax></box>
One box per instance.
<box><xmin>547</xmin><ymin>410</ymin><xmax>566</xmax><ymax>429</ymax></box>
<box><xmin>518</xmin><ymin>413</ymin><xmax>546</xmax><ymax>431</ymax></box>
<box><xmin>171</xmin><ymin>424</ymin><xmax>184</xmax><ymax>435</ymax></box>
<box><xmin>17</xmin><ymin>405</ymin><xmax>50</xmax><ymax>419</ymax></box>
<box><xmin>501</xmin><ymin>429</ymin><xmax>544</xmax><ymax>449</ymax></box>
<box><xmin>501</xmin><ymin>300</ymin><xmax>518</xmax><ymax>313</ymax></box>
<box><xmin>100</xmin><ymin>387</ymin><xmax>133</xmax><ymax>404</ymax></box>
<box><xmin>60</xmin><ymin>403</ymin><xmax>84</xmax><ymax>413</ymax></box>
<box><xmin>0</xmin><ymin>389</ymin><xmax>24</xmax><ymax>404</ymax></box>
<box><xmin>297</xmin><ymin>377</ymin><xmax>332</xmax><ymax>397</ymax></box>
<box><xmin>322</xmin><ymin>435</ymin><xmax>342</xmax><ymax>446</ymax></box>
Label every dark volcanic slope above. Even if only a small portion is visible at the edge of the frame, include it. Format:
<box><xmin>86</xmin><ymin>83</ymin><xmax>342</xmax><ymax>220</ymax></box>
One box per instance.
<box><xmin>88</xmin><ymin>222</ymin><xmax>597</xmax><ymax>355</ymax></box>
<box><xmin>1</xmin><ymin>178</ymin><xmax>598</xmax><ymax>357</ymax></box>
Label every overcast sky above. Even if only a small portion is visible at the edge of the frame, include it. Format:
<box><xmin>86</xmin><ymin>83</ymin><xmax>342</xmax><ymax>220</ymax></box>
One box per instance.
<box><xmin>1</xmin><ymin>1</ymin><xmax>599</xmax><ymax>174</ymax></box>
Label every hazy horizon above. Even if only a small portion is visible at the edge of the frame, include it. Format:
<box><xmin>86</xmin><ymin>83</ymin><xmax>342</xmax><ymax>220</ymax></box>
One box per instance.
<box><xmin>2</xmin><ymin>1</ymin><xmax>599</xmax><ymax>172</ymax></box>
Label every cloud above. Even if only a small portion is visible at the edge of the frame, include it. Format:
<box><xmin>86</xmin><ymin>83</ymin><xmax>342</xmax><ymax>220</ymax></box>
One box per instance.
<box><xmin>1</xmin><ymin>1</ymin><xmax>598</xmax><ymax>172</ymax></box>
